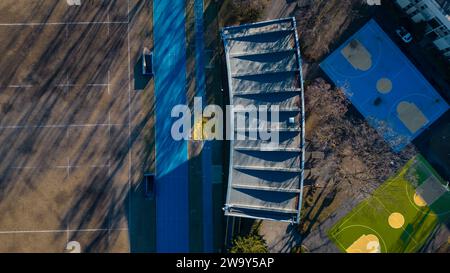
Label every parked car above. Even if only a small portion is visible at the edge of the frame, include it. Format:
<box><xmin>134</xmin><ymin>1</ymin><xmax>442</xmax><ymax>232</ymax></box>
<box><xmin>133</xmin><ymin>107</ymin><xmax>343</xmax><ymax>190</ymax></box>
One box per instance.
<box><xmin>144</xmin><ymin>173</ymin><xmax>155</xmax><ymax>200</ymax></box>
<box><xmin>142</xmin><ymin>48</ymin><xmax>154</xmax><ymax>76</ymax></box>
<box><xmin>396</xmin><ymin>26</ymin><xmax>413</xmax><ymax>43</ymax></box>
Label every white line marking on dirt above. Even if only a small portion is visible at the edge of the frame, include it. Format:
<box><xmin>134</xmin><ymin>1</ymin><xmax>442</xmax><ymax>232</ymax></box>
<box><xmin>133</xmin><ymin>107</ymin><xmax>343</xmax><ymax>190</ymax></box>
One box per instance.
<box><xmin>107</xmin><ymin>70</ymin><xmax>111</xmax><ymax>94</ymax></box>
<box><xmin>127</xmin><ymin>0</ymin><xmax>132</xmax><ymax>253</ymax></box>
<box><xmin>0</xmin><ymin>123</ymin><xmax>125</xmax><ymax>130</ymax></box>
<box><xmin>0</xmin><ymin>21</ymin><xmax>128</xmax><ymax>27</ymax></box>
<box><xmin>7</xmin><ymin>85</ymin><xmax>33</xmax><ymax>88</ymax></box>
<box><xmin>56</xmin><ymin>83</ymin><xmax>109</xmax><ymax>87</ymax></box>
<box><xmin>0</xmin><ymin>228</ymin><xmax>128</xmax><ymax>235</ymax></box>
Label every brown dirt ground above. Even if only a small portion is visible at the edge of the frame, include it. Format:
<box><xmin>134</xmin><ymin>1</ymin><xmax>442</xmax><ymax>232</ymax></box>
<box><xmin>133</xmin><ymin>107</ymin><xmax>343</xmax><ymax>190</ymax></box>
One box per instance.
<box><xmin>0</xmin><ymin>0</ymin><xmax>154</xmax><ymax>252</ymax></box>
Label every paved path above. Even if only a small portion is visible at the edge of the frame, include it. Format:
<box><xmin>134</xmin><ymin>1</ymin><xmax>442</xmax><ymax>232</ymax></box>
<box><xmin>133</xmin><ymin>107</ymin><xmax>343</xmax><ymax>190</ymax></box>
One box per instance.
<box><xmin>259</xmin><ymin>221</ymin><xmax>302</xmax><ymax>253</ymax></box>
<box><xmin>264</xmin><ymin>0</ymin><xmax>298</xmax><ymax>20</ymax></box>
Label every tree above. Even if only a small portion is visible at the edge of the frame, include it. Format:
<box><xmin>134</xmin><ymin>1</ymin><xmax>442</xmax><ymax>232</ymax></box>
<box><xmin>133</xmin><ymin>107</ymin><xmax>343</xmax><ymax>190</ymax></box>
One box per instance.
<box><xmin>291</xmin><ymin>244</ymin><xmax>310</xmax><ymax>254</ymax></box>
<box><xmin>227</xmin><ymin>0</ymin><xmax>266</xmax><ymax>25</ymax></box>
<box><xmin>229</xmin><ymin>234</ymin><xmax>268</xmax><ymax>253</ymax></box>
<box><xmin>305</xmin><ymin>78</ymin><xmax>416</xmax><ymax>195</ymax></box>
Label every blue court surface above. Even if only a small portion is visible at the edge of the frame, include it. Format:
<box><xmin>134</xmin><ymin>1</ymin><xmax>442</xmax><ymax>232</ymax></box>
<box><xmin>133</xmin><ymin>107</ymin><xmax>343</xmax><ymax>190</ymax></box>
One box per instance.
<box><xmin>153</xmin><ymin>0</ymin><xmax>214</xmax><ymax>253</ymax></box>
<box><xmin>154</xmin><ymin>0</ymin><xmax>189</xmax><ymax>252</ymax></box>
<box><xmin>321</xmin><ymin>19</ymin><xmax>449</xmax><ymax>151</ymax></box>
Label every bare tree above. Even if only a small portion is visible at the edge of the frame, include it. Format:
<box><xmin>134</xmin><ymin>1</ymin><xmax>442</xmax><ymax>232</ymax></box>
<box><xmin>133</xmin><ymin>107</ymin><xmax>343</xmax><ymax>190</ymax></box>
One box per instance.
<box><xmin>294</xmin><ymin>0</ymin><xmax>368</xmax><ymax>61</ymax></box>
<box><xmin>305</xmin><ymin>78</ymin><xmax>416</xmax><ymax>196</ymax></box>
<box><xmin>224</xmin><ymin>0</ymin><xmax>268</xmax><ymax>25</ymax></box>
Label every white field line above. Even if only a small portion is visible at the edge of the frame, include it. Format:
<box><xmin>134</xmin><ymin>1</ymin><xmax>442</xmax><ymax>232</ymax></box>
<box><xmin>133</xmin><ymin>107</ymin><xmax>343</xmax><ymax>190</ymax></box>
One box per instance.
<box><xmin>107</xmin><ymin>70</ymin><xmax>111</xmax><ymax>94</ymax></box>
<box><xmin>56</xmin><ymin>83</ymin><xmax>110</xmax><ymax>87</ymax></box>
<box><xmin>7</xmin><ymin>85</ymin><xmax>33</xmax><ymax>88</ymax></box>
<box><xmin>66</xmin><ymin>157</ymin><xmax>71</xmax><ymax>177</ymax></box>
<box><xmin>0</xmin><ymin>21</ymin><xmax>128</xmax><ymax>27</ymax></box>
<box><xmin>10</xmin><ymin>164</ymin><xmax>111</xmax><ymax>170</ymax></box>
<box><xmin>127</xmin><ymin>0</ymin><xmax>132</xmax><ymax>253</ymax></box>
<box><xmin>0</xmin><ymin>123</ymin><xmax>125</xmax><ymax>130</ymax></box>
<box><xmin>66</xmin><ymin>224</ymin><xmax>70</xmax><ymax>243</ymax></box>
<box><xmin>0</xmin><ymin>228</ymin><xmax>128</xmax><ymax>235</ymax></box>
<box><xmin>55</xmin><ymin>164</ymin><xmax>111</xmax><ymax>169</ymax></box>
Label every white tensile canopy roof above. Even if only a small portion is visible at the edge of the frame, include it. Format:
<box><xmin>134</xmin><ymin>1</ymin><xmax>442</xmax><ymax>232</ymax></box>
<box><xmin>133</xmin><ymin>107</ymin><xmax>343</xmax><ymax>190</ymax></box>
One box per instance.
<box><xmin>222</xmin><ymin>18</ymin><xmax>306</xmax><ymax>224</ymax></box>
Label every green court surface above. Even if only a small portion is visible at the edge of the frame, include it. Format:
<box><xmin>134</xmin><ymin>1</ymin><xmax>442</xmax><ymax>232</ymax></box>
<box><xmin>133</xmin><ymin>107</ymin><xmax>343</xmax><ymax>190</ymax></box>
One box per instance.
<box><xmin>328</xmin><ymin>155</ymin><xmax>450</xmax><ymax>253</ymax></box>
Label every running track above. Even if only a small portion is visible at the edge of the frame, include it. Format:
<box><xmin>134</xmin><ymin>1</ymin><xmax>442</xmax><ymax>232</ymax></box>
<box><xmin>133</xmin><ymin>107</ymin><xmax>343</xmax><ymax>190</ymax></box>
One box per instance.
<box><xmin>153</xmin><ymin>0</ymin><xmax>213</xmax><ymax>253</ymax></box>
<box><xmin>153</xmin><ymin>0</ymin><xmax>189</xmax><ymax>252</ymax></box>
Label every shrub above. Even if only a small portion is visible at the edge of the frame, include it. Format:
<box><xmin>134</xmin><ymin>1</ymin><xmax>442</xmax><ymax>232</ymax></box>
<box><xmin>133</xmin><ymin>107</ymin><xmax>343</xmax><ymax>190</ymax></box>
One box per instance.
<box><xmin>229</xmin><ymin>234</ymin><xmax>268</xmax><ymax>253</ymax></box>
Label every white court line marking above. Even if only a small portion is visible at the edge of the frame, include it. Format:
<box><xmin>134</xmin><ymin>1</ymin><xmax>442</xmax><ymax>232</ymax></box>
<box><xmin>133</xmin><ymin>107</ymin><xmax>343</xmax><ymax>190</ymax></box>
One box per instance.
<box><xmin>9</xmin><ymin>166</ymin><xmax>39</xmax><ymax>170</ymax></box>
<box><xmin>64</xmin><ymin>75</ymin><xmax>70</xmax><ymax>94</ymax></box>
<box><xmin>0</xmin><ymin>21</ymin><xmax>128</xmax><ymax>27</ymax></box>
<box><xmin>7</xmin><ymin>85</ymin><xmax>33</xmax><ymax>88</ymax></box>
<box><xmin>11</xmin><ymin>164</ymin><xmax>110</xmax><ymax>170</ymax></box>
<box><xmin>55</xmin><ymin>164</ymin><xmax>111</xmax><ymax>169</ymax></box>
<box><xmin>66</xmin><ymin>224</ymin><xmax>70</xmax><ymax>244</ymax></box>
<box><xmin>107</xmin><ymin>70</ymin><xmax>111</xmax><ymax>94</ymax></box>
<box><xmin>56</xmin><ymin>83</ymin><xmax>109</xmax><ymax>87</ymax></box>
<box><xmin>107</xmin><ymin>14</ymin><xmax>111</xmax><ymax>37</ymax></box>
<box><xmin>127</xmin><ymin>0</ymin><xmax>131</xmax><ymax>253</ymax></box>
<box><xmin>106</xmin><ymin>13</ymin><xmax>112</xmax><ymax>239</ymax></box>
<box><xmin>0</xmin><ymin>123</ymin><xmax>125</xmax><ymax>130</ymax></box>
<box><xmin>66</xmin><ymin>158</ymin><xmax>71</xmax><ymax>177</ymax></box>
<box><xmin>0</xmin><ymin>228</ymin><xmax>128</xmax><ymax>235</ymax></box>
<box><xmin>108</xmin><ymin>111</ymin><xmax>112</xmax><ymax>138</ymax></box>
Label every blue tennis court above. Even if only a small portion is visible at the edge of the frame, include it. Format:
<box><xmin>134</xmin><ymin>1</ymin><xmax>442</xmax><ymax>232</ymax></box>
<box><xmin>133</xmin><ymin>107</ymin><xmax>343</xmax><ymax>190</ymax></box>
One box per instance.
<box><xmin>153</xmin><ymin>0</ymin><xmax>189</xmax><ymax>252</ymax></box>
<box><xmin>321</xmin><ymin>19</ymin><xmax>449</xmax><ymax>151</ymax></box>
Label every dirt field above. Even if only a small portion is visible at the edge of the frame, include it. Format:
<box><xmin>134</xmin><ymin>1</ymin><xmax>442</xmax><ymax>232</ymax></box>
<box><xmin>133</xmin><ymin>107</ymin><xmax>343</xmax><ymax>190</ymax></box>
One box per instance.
<box><xmin>0</xmin><ymin>0</ymin><xmax>154</xmax><ymax>252</ymax></box>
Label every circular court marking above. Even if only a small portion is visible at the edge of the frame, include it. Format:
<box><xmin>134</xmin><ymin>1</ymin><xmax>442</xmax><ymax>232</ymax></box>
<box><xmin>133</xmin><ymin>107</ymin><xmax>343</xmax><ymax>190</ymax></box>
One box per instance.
<box><xmin>413</xmin><ymin>193</ymin><xmax>427</xmax><ymax>207</ymax></box>
<box><xmin>346</xmin><ymin>234</ymin><xmax>381</xmax><ymax>253</ymax></box>
<box><xmin>331</xmin><ymin>224</ymin><xmax>388</xmax><ymax>253</ymax></box>
<box><xmin>388</xmin><ymin>213</ymin><xmax>405</xmax><ymax>229</ymax></box>
<box><xmin>65</xmin><ymin>241</ymin><xmax>81</xmax><ymax>253</ymax></box>
<box><xmin>376</xmin><ymin>78</ymin><xmax>392</xmax><ymax>94</ymax></box>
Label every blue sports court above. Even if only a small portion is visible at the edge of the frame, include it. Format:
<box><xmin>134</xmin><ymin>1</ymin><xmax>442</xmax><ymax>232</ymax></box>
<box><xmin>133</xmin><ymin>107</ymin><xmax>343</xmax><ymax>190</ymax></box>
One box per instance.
<box><xmin>321</xmin><ymin>19</ymin><xmax>449</xmax><ymax>151</ymax></box>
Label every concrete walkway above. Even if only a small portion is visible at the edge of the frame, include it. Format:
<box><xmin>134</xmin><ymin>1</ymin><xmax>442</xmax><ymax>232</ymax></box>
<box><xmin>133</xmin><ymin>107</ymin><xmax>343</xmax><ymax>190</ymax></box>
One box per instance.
<box><xmin>259</xmin><ymin>221</ymin><xmax>302</xmax><ymax>253</ymax></box>
<box><xmin>263</xmin><ymin>0</ymin><xmax>298</xmax><ymax>20</ymax></box>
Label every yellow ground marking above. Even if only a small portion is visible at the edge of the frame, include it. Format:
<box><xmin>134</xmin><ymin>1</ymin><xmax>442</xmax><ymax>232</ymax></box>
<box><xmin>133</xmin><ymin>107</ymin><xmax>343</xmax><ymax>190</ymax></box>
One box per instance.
<box><xmin>376</xmin><ymin>78</ymin><xmax>392</xmax><ymax>94</ymax></box>
<box><xmin>331</xmin><ymin>224</ymin><xmax>388</xmax><ymax>253</ymax></box>
<box><xmin>192</xmin><ymin>117</ymin><xmax>210</xmax><ymax>141</ymax></box>
<box><xmin>341</xmin><ymin>39</ymin><xmax>372</xmax><ymax>71</ymax></box>
<box><xmin>388</xmin><ymin>212</ymin><xmax>405</xmax><ymax>229</ymax></box>
<box><xmin>413</xmin><ymin>193</ymin><xmax>427</xmax><ymax>207</ymax></box>
<box><xmin>346</xmin><ymin>234</ymin><xmax>381</xmax><ymax>253</ymax></box>
<box><xmin>397</xmin><ymin>101</ymin><xmax>429</xmax><ymax>134</ymax></box>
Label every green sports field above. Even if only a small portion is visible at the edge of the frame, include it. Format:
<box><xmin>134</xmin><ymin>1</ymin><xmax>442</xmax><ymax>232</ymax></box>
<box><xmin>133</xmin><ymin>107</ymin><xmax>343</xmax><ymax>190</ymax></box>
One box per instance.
<box><xmin>328</xmin><ymin>155</ymin><xmax>450</xmax><ymax>253</ymax></box>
